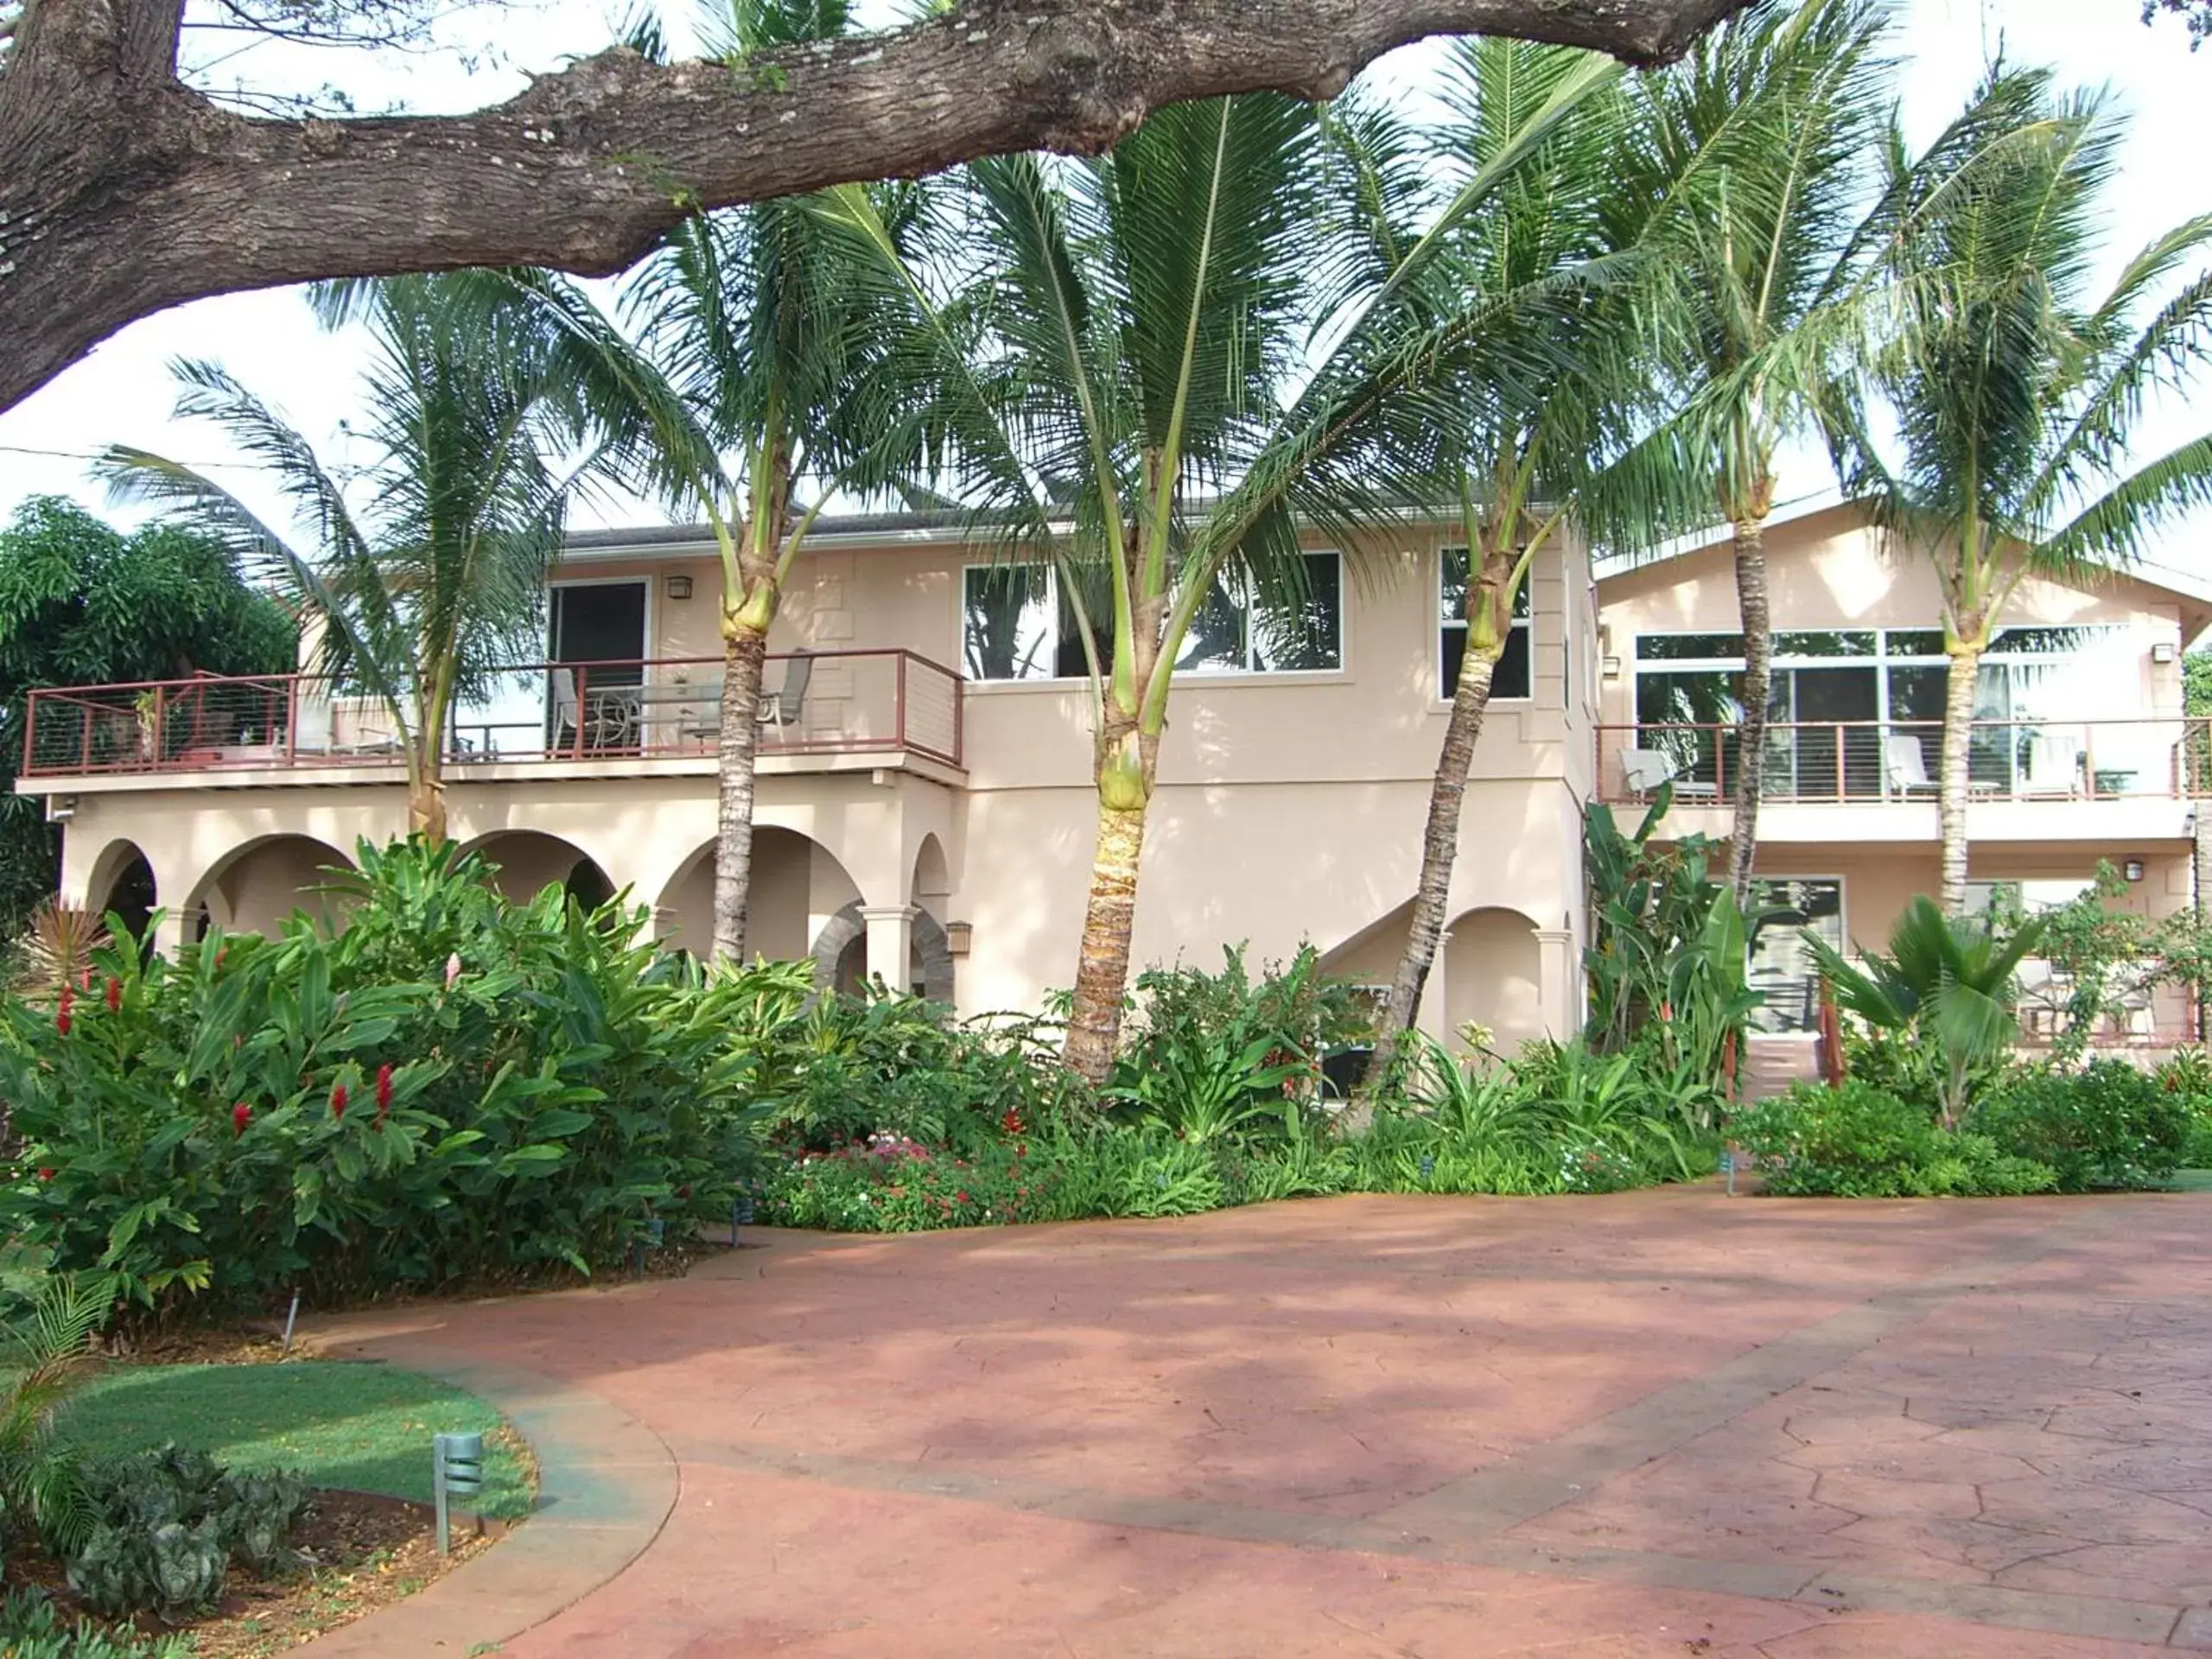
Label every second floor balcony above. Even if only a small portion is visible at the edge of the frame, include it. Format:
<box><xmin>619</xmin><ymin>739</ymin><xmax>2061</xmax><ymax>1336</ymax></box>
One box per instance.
<box><xmin>19</xmin><ymin>650</ymin><xmax>964</xmax><ymax>790</ymax></box>
<box><xmin>1596</xmin><ymin>716</ymin><xmax>2210</xmax><ymax>841</ymax></box>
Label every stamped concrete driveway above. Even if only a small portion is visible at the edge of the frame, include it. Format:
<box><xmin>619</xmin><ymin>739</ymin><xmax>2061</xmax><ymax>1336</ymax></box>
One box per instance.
<box><xmin>325</xmin><ymin>1187</ymin><xmax>2212</xmax><ymax>1656</ymax></box>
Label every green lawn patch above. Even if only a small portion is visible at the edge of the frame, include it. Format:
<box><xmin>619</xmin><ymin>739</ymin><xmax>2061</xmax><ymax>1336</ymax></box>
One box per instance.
<box><xmin>2164</xmin><ymin>1169</ymin><xmax>2212</xmax><ymax>1192</ymax></box>
<box><xmin>70</xmin><ymin>1361</ymin><xmax>534</xmax><ymax>1519</ymax></box>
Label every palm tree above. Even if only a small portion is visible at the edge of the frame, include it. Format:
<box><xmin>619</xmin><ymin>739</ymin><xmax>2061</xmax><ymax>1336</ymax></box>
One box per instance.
<box><xmin>1840</xmin><ymin>67</ymin><xmax>2212</xmax><ymax>913</ymax></box>
<box><xmin>1347</xmin><ymin>41</ymin><xmax>1666</xmax><ymax>1079</ymax></box>
<box><xmin>1809</xmin><ymin>894</ymin><xmax>2044</xmax><ymax>1128</ymax></box>
<box><xmin>1627</xmin><ymin>0</ymin><xmax>1891</xmax><ymax>908</ymax></box>
<box><xmin>823</xmin><ymin>94</ymin><xmax>1557</xmax><ymax>1082</ymax></box>
<box><xmin>100</xmin><ymin>276</ymin><xmax>585</xmax><ymax>841</ymax></box>
<box><xmin>466</xmin><ymin>0</ymin><xmax>900</xmax><ymax>964</ymax></box>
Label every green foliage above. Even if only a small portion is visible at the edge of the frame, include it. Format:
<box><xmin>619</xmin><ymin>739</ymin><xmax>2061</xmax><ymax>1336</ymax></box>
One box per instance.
<box><xmin>750</xmin><ymin>995</ymin><xmax>1079</xmax><ymax>1156</ymax></box>
<box><xmin>0</xmin><ymin>1272</ymin><xmax>113</xmax><ymax>1555</ymax></box>
<box><xmin>0</xmin><ymin>499</ymin><xmax>294</xmax><ymax>933</ymax></box>
<box><xmin>1105</xmin><ymin>948</ymin><xmax>1364</xmax><ymax>1145</ymax></box>
<box><xmin>1813</xmin><ymin>895</ymin><xmax>2044</xmax><ymax>1129</ymax></box>
<box><xmin>1582</xmin><ymin>793</ymin><xmax>1762</xmax><ymax>1097</ymax></box>
<box><xmin>1967</xmin><ymin>1061</ymin><xmax>2192</xmax><ymax>1192</ymax></box>
<box><xmin>1980</xmin><ymin>866</ymin><xmax>2156</xmax><ymax>1062</ymax></box>
<box><xmin>0</xmin><ymin>838</ymin><xmax>770</xmax><ymax>1323</ymax></box>
<box><xmin>1731</xmin><ymin>1081</ymin><xmax>2058</xmax><ymax>1198</ymax></box>
<box><xmin>64</xmin><ymin>1444</ymin><xmax>309</xmax><ymax>1621</ymax></box>
<box><xmin>0</xmin><ymin>1589</ymin><xmax>191</xmax><ymax>1659</ymax></box>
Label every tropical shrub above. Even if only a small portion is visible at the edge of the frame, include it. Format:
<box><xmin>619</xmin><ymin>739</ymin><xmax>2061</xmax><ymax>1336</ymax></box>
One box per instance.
<box><xmin>0</xmin><ymin>1272</ymin><xmax>112</xmax><ymax>1554</ymax></box>
<box><xmin>1106</xmin><ymin>946</ymin><xmax>1371</xmax><ymax>1142</ymax></box>
<box><xmin>1967</xmin><ymin>1061</ymin><xmax>2192</xmax><ymax>1192</ymax></box>
<box><xmin>750</xmin><ymin>998</ymin><xmax>1082</xmax><ymax>1156</ymax></box>
<box><xmin>0</xmin><ymin>1589</ymin><xmax>190</xmax><ymax>1659</ymax></box>
<box><xmin>753</xmin><ymin>1135</ymin><xmax>1059</xmax><ymax>1231</ymax></box>
<box><xmin>64</xmin><ymin>1445</ymin><xmax>310</xmax><ymax>1621</ymax></box>
<box><xmin>1812</xmin><ymin>895</ymin><xmax>2045</xmax><ymax>1129</ymax></box>
<box><xmin>1731</xmin><ymin>1081</ymin><xmax>2057</xmax><ymax>1198</ymax></box>
<box><xmin>0</xmin><ymin>839</ymin><xmax>775</xmax><ymax>1323</ymax></box>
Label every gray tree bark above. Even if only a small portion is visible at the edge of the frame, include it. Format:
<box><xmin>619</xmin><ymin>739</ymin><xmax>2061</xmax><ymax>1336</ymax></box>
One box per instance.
<box><xmin>1937</xmin><ymin>639</ymin><xmax>1983</xmax><ymax>917</ymax></box>
<box><xmin>0</xmin><ymin>0</ymin><xmax>1750</xmax><ymax>414</ymax></box>
<box><xmin>1372</xmin><ymin>639</ymin><xmax>1501</xmax><ymax>1086</ymax></box>
<box><xmin>1727</xmin><ymin>519</ymin><xmax>1770</xmax><ymax>909</ymax></box>
<box><xmin>711</xmin><ymin>620</ymin><xmax>770</xmax><ymax>963</ymax></box>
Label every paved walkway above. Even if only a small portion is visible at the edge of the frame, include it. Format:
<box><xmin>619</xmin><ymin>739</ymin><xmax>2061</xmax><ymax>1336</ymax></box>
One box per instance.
<box><xmin>315</xmin><ymin>1187</ymin><xmax>2212</xmax><ymax>1656</ymax></box>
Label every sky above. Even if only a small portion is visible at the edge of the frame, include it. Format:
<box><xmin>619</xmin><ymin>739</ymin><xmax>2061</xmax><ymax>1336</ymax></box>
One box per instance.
<box><xmin>1</xmin><ymin>0</ymin><xmax>2207</xmax><ymax>556</ymax></box>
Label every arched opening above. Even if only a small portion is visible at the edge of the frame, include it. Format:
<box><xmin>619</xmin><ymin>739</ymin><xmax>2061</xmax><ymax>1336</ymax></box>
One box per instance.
<box><xmin>85</xmin><ymin>839</ymin><xmax>157</xmax><ymax>947</ymax></box>
<box><xmin>462</xmin><ymin>831</ymin><xmax>616</xmax><ymax>912</ymax></box>
<box><xmin>911</xmin><ymin>833</ymin><xmax>951</xmax><ymax>919</ymax></box>
<box><xmin>654</xmin><ymin>827</ymin><xmax>861</xmax><ymax>965</ymax></box>
<box><xmin>1444</xmin><ymin>906</ymin><xmax>1544</xmax><ymax>1058</ymax></box>
<box><xmin>186</xmin><ymin>836</ymin><xmax>356</xmax><ymax>939</ymax></box>
<box><xmin>812</xmin><ymin>902</ymin><xmax>955</xmax><ymax>1002</ymax></box>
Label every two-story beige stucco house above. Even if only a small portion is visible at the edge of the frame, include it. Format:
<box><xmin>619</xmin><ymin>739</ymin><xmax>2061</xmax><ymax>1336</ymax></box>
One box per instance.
<box><xmin>20</xmin><ymin>498</ymin><xmax>2212</xmax><ymax>1052</ymax></box>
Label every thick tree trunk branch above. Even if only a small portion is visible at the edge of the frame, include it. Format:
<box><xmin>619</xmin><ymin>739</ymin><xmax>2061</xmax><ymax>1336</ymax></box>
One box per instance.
<box><xmin>0</xmin><ymin>0</ymin><xmax>1748</xmax><ymax>412</ymax></box>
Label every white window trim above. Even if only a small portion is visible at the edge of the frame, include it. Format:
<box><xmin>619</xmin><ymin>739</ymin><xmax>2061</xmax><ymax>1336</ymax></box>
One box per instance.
<box><xmin>1437</xmin><ymin>544</ymin><xmax>1533</xmax><ymax>706</ymax></box>
<box><xmin>959</xmin><ymin>554</ymin><xmax>1349</xmax><ymax>687</ymax></box>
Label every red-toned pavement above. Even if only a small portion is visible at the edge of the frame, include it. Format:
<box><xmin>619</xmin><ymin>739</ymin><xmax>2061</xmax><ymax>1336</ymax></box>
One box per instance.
<box><xmin>311</xmin><ymin>1187</ymin><xmax>2212</xmax><ymax>1656</ymax></box>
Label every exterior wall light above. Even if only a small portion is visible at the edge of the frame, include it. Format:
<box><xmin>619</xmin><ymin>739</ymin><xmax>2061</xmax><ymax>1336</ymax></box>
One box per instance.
<box><xmin>1600</xmin><ymin>655</ymin><xmax>1623</xmax><ymax>681</ymax></box>
<box><xmin>2124</xmin><ymin>858</ymin><xmax>2146</xmax><ymax>883</ymax></box>
<box><xmin>664</xmin><ymin>574</ymin><xmax>694</xmax><ymax>601</ymax></box>
<box><xmin>2152</xmin><ymin>640</ymin><xmax>2177</xmax><ymax>664</ymax></box>
<box><xmin>944</xmin><ymin>919</ymin><xmax>973</xmax><ymax>957</ymax></box>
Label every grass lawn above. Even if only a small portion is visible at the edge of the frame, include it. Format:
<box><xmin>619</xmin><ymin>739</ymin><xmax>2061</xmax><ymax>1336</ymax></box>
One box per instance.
<box><xmin>70</xmin><ymin>1360</ymin><xmax>535</xmax><ymax>1519</ymax></box>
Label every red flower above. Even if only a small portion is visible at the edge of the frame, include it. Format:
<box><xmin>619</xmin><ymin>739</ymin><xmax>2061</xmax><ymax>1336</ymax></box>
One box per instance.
<box><xmin>676</xmin><ymin>1184</ymin><xmax>692</xmax><ymax>1199</ymax></box>
<box><xmin>54</xmin><ymin>985</ymin><xmax>73</xmax><ymax>1037</ymax></box>
<box><xmin>36</xmin><ymin>1167</ymin><xmax>54</xmax><ymax>1182</ymax></box>
<box><xmin>104</xmin><ymin>976</ymin><xmax>121</xmax><ymax>1014</ymax></box>
<box><xmin>1001</xmin><ymin>1109</ymin><xmax>1025</xmax><ymax>1135</ymax></box>
<box><xmin>232</xmin><ymin>1102</ymin><xmax>251</xmax><ymax>1137</ymax></box>
<box><xmin>375</xmin><ymin>1063</ymin><xmax>393</xmax><ymax>1126</ymax></box>
<box><xmin>956</xmin><ymin>1190</ymin><xmax>970</xmax><ymax>1204</ymax></box>
<box><xmin>79</xmin><ymin>969</ymin><xmax>92</xmax><ymax>993</ymax></box>
<box><xmin>331</xmin><ymin>1081</ymin><xmax>349</xmax><ymax>1120</ymax></box>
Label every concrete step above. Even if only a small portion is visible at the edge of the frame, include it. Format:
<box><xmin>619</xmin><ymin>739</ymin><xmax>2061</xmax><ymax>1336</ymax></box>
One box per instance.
<box><xmin>1741</xmin><ymin>1033</ymin><xmax>1822</xmax><ymax>1102</ymax></box>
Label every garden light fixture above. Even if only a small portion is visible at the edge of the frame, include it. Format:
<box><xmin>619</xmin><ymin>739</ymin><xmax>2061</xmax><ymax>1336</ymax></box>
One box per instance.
<box><xmin>431</xmin><ymin>1431</ymin><xmax>484</xmax><ymax>1555</ymax></box>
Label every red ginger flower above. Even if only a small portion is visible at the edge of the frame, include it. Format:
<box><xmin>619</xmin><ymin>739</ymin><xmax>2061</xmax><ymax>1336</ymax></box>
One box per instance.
<box><xmin>331</xmin><ymin>1082</ymin><xmax>349</xmax><ymax>1120</ymax></box>
<box><xmin>375</xmin><ymin>1063</ymin><xmax>393</xmax><ymax>1127</ymax></box>
<box><xmin>55</xmin><ymin>985</ymin><xmax>73</xmax><ymax>1037</ymax></box>
<box><xmin>36</xmin><ymin>1167</ymin><xmax>54</xmax><ymax>1182</ymax></box>
<box><xmin>104</xmin><ymin>976</ymin><xmax>120</xmax><ymax>1014</ymax></box>
<box><xmin>232</xmin><ymin>1102</ymin><xmax>251</xmax><ymax>1137</ymax></box>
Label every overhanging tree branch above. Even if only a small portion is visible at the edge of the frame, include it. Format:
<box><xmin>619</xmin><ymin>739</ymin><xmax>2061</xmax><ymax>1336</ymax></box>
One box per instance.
<box><xmin>0</xmin><ymin>0</ymin><xmax>1749</xmax><ymax>414</ymax></box>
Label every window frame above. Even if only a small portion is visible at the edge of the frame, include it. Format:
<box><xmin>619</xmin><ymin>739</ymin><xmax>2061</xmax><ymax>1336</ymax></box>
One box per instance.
<box><xmin>1436</xmin><ymin>544</ymin><xmax>1534</xmax><ymax>705</ymax></box>
<box><xmin>959</xmin><ymin>553</ymin><xmax>1347</xmax><ymax>686</ymax></box>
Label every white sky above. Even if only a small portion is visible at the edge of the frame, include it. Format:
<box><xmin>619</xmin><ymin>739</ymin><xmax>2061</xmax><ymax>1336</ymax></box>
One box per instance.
<box><xmin>1</xmin><ymin>0</ymin><xmax>2206</xmax><ymax>555</ymax></box>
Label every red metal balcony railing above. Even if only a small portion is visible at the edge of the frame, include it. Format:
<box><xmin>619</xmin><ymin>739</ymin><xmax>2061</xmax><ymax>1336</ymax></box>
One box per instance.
<box><xmin>21</xmin><ymin>651</ymin><xmax>964</xmax><ymax>779</ymax></box>
<box><xmin>1597</xmin><ymin>717</ymin><xmax>2212</xmax><ymax>806</ymax></box>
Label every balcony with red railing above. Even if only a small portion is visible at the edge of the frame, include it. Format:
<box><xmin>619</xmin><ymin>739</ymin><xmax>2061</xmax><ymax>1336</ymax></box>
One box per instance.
<box><xmin>1596</xmin><ymin>716</ymin><xmax>2212</xmax><ymax>818</ymax></box>
<box><xmin>18</xmin><ymin>651</ymin><xmax>964</xmax><ymax>785</ymax></box>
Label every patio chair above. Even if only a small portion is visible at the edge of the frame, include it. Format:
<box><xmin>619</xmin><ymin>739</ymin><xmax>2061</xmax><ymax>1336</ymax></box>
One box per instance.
<box><xmin>2018</xmin><ymin>733</ymin><xmax>2082</xmax><ymax>798</ymax></box>
<box><xmin>1618</xmin><ymin>747</ymin><xmax>1718</xmax><ymax>800</ymax></box>
<box><xmin>1884</xmin><ymin>734</ymin><xmax>1939</xmax><ymax>797</ymax></box>
<box><xmin>757</xmin><ymin>649</ymin><xmax>814</xmax><ymax>741</ymax></box>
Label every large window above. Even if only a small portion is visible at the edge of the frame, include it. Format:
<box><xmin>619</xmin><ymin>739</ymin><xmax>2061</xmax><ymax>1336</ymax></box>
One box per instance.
<box><xmin>1439</xmin><ymin>547</ymin><xmax>1532</xmax><ymax>701</ymax></box>
<box><xmin>1629</xmin><ymin>625</ymin><xmax>2135</xmax><ymax>798</ymax></box>
<box><xmin>962</xmin><ymin>555</ymin><xmax>1341</xmax><ymax>683</ymax></box>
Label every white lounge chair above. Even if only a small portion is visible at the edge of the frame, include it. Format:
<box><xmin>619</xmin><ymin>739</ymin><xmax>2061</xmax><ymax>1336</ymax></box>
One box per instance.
<box><xmin>1619</xmin><ymin>747</ymin><xmax>1719</xmax><ymax>800</ymax></box>
<box><xmin>2018</xmin><ymin>733</ymin><xmax>2082</xmax><ymax>798</ymax></box>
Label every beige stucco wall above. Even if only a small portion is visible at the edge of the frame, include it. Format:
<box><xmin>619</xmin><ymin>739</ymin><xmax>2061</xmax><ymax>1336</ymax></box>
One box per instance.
<box><xmin>1596</xmin><ymin>502</ymin><xmax>2192</xmax><ymax>731</ymax></box>
<box><xmin>44</xmin><ymin>518</ymin><xmax>1596</xmax><ymax>1042</ymax></box>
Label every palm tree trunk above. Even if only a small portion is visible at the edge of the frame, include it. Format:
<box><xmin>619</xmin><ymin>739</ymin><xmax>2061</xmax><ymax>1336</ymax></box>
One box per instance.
<box><xmin>1065</xmin><ymin>709</ymin><xmax>1158</xmax><ymax>1084</ymax></box>
<box><xmin>1371</xmin><ymin>651</ymin><xmax>1500</xmax><ymax>1084</ymax></box>
<box><xmin>1937</xmin><ymin>638</ymin><xmax>1984</xmax><ymax>917</ymax></box>
<box><xmin>1729</xmin><ymin>518</ymin><xmax>1771</xmax><ymax>908</ymax></box>
<box><xmin>408</xmin><ymin>776</ymin><xmax>447</xmax><ymax>842</ymax></box>
<box><xmin>711</xmin><ymin>619</ymin><xmax>771</xmax><ymax>962</ymax></box>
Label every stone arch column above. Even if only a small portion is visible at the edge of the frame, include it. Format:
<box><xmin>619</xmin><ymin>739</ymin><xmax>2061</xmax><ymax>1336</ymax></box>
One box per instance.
<box><xmin>811</xmin><ymin>900</ymin><xmax>954</xmax><ymax>1001</ymax></box>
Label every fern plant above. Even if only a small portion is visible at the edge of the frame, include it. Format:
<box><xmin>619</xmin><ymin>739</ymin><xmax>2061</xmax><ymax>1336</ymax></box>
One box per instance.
<box><xmin>0</xmin><ymin>1271</ymin><xmax>113</xmax><ymax>1555</ymax></box>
